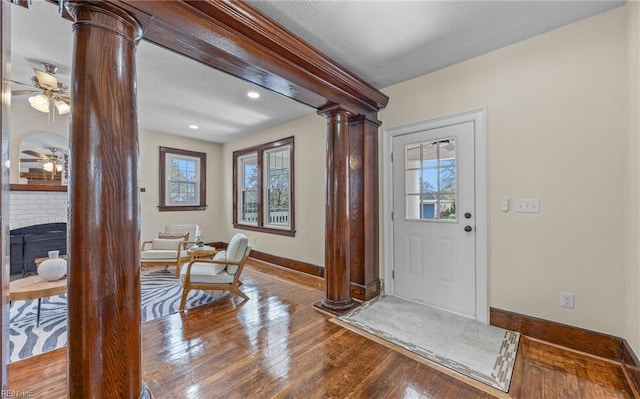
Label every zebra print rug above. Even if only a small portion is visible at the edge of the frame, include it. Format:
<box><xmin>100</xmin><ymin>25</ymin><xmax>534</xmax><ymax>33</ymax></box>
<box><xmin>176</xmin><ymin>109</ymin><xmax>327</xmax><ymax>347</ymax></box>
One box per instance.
<box><xmin>9</xmin><ymin>269</ymin><xmax>226</xmax><ymax>362</ymax></box>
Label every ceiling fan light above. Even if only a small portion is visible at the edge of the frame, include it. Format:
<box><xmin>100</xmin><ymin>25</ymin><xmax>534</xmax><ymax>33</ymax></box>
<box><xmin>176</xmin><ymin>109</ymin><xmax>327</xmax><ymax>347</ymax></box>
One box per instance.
<box><xmin>55</xmin><ymin>100</ymin><xmax>70</xmax><ymax>114</ymax></box>
<box><xmin>28</xmin><ymin>94</ymin><xmax>50</xmax><ymax>113</ymax></box>
<box><xmin>55</xmin><ymin>163</ymin><xmax>63</xmax><ymax>172</ymax></box>
<box><xmin>43</xmin><ymin>161</ymin><xmax>54</xmax><ymax>172</ymax></box>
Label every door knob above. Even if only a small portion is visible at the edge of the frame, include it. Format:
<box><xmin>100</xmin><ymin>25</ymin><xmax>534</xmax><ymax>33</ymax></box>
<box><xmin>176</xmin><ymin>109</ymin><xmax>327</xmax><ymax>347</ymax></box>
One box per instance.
<box><xmin>464</xmin><ymin>212</ymin><xmax>472</xmax><ymax>219</ymax></box>
<box><xmin>464</xmin><ymin>226</ymin><xmax>473</xmax><ymax>232</ymax></box>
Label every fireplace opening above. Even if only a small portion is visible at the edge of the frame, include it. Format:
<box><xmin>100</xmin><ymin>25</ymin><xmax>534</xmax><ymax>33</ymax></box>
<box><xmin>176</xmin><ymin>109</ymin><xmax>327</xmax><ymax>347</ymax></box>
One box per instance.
<box><xmin>10</xmin><ymin>222</ymin><xmax>67</xmax><ymax>277</ymax></box>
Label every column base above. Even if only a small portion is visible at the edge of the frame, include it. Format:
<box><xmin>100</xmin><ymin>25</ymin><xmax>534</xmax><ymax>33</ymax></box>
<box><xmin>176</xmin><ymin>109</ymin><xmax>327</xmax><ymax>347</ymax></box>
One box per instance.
<box><xmin>313</xmin><ymin>297</ymin><xmax>355</xmax><ymax>316</ymax></box>
<box><xmin>350</xmin><ymin>280</ymin><xmax>381</xmax><ymax>301</ymax></box>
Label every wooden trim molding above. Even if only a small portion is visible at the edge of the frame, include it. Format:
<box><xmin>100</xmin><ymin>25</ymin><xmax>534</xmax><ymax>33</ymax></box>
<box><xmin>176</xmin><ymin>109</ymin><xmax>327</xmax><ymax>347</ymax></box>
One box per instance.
<box><xmin>112</xmin><ymin>1</ymin><xmax>389</xmax><ymax>115</ymax></box>
<box><xmin>10</xmin><ymin>184</ymin><xmax>67</xmax><ymax>192</ymax></box>
<box><xmin>250</xmin><ymin>249</ymin><xmax>323</xmax><ymax>278</ymax></box>
<box><xmin>350</xmin><ymin>281</ymin><xmax>380</xmax><ymax>302</ymax></box>
<box><xmin>232</xmin><ymin>136</ymin><xmax>295</xmax><ymax>236</ymax></box>
<box><xmin>623</xmin><ymin>340</ymin><xmax>640</xmax><ymax>393</ymax></box>
<box><xmin>491</xmin><ymin>307</ymin><xmax>640</xmax><ymax>392</ymax></box>
<box><xmin>490</xmin><ymin>307</ymin><xmax>623</xmax><ymax>361</ymax></box>
<box><xmin>158</xmin><ymin>146</ymin><xmax>207</xmax><ymax>212</ymax></box>
<box><xmin>211</xmin><ymin>241</ymin><xmax>324</xmax><ymax>278</ymax></box>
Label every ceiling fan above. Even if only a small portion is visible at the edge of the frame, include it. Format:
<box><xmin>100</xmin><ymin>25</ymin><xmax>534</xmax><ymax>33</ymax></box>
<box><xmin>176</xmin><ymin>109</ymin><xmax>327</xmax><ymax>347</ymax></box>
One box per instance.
<box><xmin>11</xmin><ymin>63</ymin><xmax>70</xmax><ymax>116</ymax></box>
<box><xmin>20</xmin><ymin>147</ymin><xmax>64</xmax><ymax>172</ymax></box>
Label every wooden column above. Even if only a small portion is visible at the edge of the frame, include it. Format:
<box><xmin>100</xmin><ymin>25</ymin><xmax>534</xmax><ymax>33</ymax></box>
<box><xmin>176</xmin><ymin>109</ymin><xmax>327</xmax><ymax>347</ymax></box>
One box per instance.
<box><xmin>348</xmin><ymin>115</ymin><xmax>381</xmax><ymax>301</ymax></box>
<box><xmin>64</xmin><ymin>2</ymin><xmax>150</xmax><ymax>398</ymax></box>
<box><xmin>316</xmin><ymin>105</ymin><xmax>355</xmax><ymax>313</ymax></box>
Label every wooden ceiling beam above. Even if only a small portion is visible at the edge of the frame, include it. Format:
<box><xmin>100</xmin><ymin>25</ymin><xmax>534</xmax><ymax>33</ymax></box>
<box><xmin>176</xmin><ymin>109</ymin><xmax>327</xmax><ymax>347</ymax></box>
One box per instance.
<box><xmin>110</xmin><ymin>0</ymin><xmax>388</xmax><ymax>116</ymax></box>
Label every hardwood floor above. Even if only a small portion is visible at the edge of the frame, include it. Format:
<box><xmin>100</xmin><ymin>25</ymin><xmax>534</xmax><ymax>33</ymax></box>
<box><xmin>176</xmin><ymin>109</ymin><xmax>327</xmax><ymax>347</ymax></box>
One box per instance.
<box><xmin>7</xmin><ymin>260</ymin><xmax>638</xmax><ymax>398</ymax></box>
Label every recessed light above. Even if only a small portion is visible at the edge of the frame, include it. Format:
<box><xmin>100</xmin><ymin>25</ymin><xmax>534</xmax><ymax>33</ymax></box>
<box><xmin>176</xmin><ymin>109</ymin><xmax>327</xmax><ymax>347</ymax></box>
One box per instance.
<box><xmin>247</xmin><ymin>91</ymin><xmax>260</xmax><ymax>99</ymax></box>
<box><xmin>189</xmin><ymin>125</ymin><xmax>199</xmax><ymax>130</ymax></box>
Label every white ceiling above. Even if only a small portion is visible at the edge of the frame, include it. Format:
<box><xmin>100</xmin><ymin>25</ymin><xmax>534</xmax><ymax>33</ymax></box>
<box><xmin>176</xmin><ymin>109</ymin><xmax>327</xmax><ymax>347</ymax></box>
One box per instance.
<box><xmin>10</xmin><ymin>0</ymin><xmax>624</xmax><ymax>144</ymax></box>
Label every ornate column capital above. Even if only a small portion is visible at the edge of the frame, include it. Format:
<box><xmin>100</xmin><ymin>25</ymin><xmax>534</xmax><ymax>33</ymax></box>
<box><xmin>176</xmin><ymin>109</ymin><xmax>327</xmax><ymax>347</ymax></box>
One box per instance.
<box><xmin>317</xmin><ymin>104</ymin><xmax>354</xmax><ymax>120</ymax></box>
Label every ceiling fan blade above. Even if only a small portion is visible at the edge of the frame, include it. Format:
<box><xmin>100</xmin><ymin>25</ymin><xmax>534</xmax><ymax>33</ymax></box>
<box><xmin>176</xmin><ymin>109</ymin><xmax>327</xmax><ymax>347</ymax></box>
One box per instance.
<box><xmin>20</xmin><ymin>158</ymin><xmax>42</xmax><ymax>162</ymax></box>
<box><xmin>10</xmin><ymin>80</ymin><xmax>35</xmax><ymax>87</ymax></box>
<box><xmin>34</xmin><ymin>68</ymin><xmax>59</xmax><ymax>90</ymax></box>
<box><xmin>11</xmin><ymin>90</ymin><xmax>40</xmax><ymax>96</ymax></box>
<box><xmin>22</xmin><ymin>150</ymin><xmax>46</xmax><ymax>158</ymax></box>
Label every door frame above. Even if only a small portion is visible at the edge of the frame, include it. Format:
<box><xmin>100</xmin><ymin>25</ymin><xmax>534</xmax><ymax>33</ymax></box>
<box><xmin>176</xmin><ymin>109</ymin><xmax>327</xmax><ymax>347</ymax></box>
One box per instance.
<box><xmin>382</xmin><ymin>108</ymin><xmax>488</xmax><ymax>323</ymax></box>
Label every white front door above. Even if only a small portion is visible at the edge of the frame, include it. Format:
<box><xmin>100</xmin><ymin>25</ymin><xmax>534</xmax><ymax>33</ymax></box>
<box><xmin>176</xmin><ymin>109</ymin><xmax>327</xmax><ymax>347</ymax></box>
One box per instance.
<box><xmin>392</xmin><ymin>121</ymin><xmax>476</xmax><ymax>318</ymax></box>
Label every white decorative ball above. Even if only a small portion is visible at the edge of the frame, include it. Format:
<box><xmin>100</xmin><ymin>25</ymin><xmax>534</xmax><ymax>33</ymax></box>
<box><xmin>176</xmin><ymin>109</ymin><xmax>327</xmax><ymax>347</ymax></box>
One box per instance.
<box><xmin>38</xmin><ymin>251</ymin><xmax>67</xmax><ymax>281</ymax></box>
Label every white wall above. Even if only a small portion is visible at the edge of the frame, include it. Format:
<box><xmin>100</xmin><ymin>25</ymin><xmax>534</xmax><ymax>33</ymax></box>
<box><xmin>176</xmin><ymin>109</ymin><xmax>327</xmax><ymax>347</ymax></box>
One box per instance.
<box><xmin>221</xmin><ymin>113</ymin><xmax>325</xmax><ymax>266</ymax></box>
<box><xmin>624</xmin><ymin>1</ymin><xmax>640</xmax><ymax>354</ymax></box>
<box><xmin>380</xmin><ymin>7</ymin><xmax>627</xmax><ymax>336</ymax></box>
<box><xmin>139</xmin><ymin>129</ymin><xmax>224</xmax><ymax>243</ymax></box>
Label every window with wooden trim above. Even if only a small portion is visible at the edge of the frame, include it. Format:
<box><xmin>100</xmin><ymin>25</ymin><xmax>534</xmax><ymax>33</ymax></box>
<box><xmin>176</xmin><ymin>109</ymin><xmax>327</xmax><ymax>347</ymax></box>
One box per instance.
<box><xmin>233</xmin><ymin>137</ymin><xmax>295</xmax><ymax>236</ymax></box>
<box><xmin>159</xmin><ymin>147</ymin><xmax>207</xmax><ymax>211</ymax></box>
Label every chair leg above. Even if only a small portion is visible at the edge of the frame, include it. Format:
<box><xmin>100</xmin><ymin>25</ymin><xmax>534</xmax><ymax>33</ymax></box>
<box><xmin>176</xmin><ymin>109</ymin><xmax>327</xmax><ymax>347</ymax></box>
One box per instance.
<box><xmin>231</xmin><ymin>286</ymin><xmax>249</xmax><ymax>301</ymax></box>
<box><xmin>179</xmin><ymin>287</ymin><xmax>189</xmax><ymax>311</ymax></box>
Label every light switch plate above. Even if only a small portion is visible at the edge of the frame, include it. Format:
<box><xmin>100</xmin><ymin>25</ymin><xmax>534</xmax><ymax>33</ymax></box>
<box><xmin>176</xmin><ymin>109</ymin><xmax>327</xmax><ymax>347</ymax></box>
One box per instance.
<box><xmin>515</xmin><ymin>198</ymin><xmax>540</xmax><ymax>213</ymax></box>
<box><xmin>501</xmin><ymin>197</ymin><xmax>510</xmax><ymax>212</ymax></box>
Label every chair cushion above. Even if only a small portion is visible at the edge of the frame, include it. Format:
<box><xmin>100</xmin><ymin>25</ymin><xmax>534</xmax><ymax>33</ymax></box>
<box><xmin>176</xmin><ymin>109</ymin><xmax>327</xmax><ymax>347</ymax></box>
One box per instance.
<box><xmin>180</xmin><ymin>262</ymin><xmax>235</xmax><ymax>285</ymax></box>
<box><xmin>164</xmin><ymin>225</ymin><xmax>200</xmax><ymax>241</ymax></box>
<box><xmin>226</xmin><ymin>233</ymin><xmax>248</xmax><ymax>263</ymax></box>
<box><xmin>159</xmin><ymin>232</ymin><xmax>190</xmax><ymax>249</ymax></box>
<box><xmin>158</xmin><ymin>232</ymin><xmax>189</xmax><ymax>241</ymax></box>
<box><xmin>152</xmin><ymin>238</ymin><xmax>183</xmax><ymax>250</ymax></box>
<box><xmin>141</xmin><ymin>249</ymin><xmax>187</xmax><ymax>260</ymax></box>
<box><xmin>199</xmin><ymin>252</ymin><xmax>228</xmax><ymax>274</ymax></box>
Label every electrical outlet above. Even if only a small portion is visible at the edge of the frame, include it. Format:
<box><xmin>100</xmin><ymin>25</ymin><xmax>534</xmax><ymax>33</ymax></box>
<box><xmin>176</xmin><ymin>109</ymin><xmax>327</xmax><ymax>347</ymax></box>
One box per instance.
<box><xmin>561</xmin><ymin>292</ymin><xmax>574</xmax><ymax>308</ymax></box>
<box><xmin>515</xmin><ymin>198</ymin><xmax>540</xmax><ymax>213</ymax></box>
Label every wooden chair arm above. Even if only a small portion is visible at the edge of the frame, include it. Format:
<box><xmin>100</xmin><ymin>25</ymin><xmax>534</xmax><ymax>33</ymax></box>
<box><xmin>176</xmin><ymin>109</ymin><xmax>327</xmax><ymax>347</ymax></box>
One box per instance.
<box><xmin>186</xmin><ymin>259</ymin><xmax>240</xmax><ymax>267</ymax></box>
<box><xmin>140</xmin><ymin>240</ymin><xmax>153</xmax><ymax>251</ymax></box>
<box><xmin>182</xmin><ymin>259</ymin><xmax>240</xmax><ymax>286</ymax></box>
<box><xmin>186</xmin><ymin>250</ymin><xmax>250</xmax><ymax>284</ymax></box>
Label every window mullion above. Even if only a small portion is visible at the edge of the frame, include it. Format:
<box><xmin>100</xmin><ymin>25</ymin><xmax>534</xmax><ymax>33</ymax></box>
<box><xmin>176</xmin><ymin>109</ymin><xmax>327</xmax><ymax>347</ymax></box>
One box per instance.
<box><xmin>257</xmin><ymin>149</ymin><xmax>264</xmax><ymax>227</ymax></box>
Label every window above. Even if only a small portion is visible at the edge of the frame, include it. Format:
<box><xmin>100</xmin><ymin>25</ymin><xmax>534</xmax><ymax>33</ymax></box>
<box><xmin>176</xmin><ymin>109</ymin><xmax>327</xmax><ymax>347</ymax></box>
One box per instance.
<box><xmin>405</xmin><ymin>138</ymin><xmax>457</xmax><ymax>221</ymax></box>
<box><xmin>159</xmin><ymin>147</ymin><xmax>207</xmax><ymax>211</ymax></box>
<box><xmin>233</xmin><ymin>137</ymin><xmax>294</xmax><ymax>236</ymax></box>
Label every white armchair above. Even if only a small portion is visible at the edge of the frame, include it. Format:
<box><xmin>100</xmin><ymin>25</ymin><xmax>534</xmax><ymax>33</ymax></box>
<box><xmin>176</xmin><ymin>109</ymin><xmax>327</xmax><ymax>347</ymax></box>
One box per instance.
<box><xmin>140</xmin><ymin>239</ymin><xmax>191</xmax><ymax>277</ymax></box>
<box><xmin>179</xmin><ymin>233</ymin><xmax>251</xmax><ymax>310</ymax></box>
<box><xmin>160</xmin><ymin>224</ymin><xmax>200</xmax><ymax>243</ymax></box>
<box><xmin>140</xmin><ymin>225</ymin><xmax>201</xmax><ymax>276</ymax></box>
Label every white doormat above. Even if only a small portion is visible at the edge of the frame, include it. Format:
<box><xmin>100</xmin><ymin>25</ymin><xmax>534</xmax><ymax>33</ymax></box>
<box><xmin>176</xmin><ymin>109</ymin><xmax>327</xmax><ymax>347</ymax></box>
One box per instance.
<box><xmin>336</xmin><ymin>295</ymin><xmax>519</xmax><ymax>392</ymax></box>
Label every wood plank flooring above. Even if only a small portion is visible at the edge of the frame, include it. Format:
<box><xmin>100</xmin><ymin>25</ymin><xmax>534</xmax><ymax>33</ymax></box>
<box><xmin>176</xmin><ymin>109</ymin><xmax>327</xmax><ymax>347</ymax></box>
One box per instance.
<box><xmin>7</xmin><ymin>260</ymin><xmax>638</xmax><ymax>398</ymax></box>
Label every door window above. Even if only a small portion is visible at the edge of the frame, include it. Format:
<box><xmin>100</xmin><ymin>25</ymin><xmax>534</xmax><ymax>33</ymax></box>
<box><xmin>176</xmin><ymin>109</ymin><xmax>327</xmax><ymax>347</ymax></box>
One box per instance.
<box><xmin>404</xmin><ymin>138</ymin><xmax>457</xmax><ymax>221</ymax></box>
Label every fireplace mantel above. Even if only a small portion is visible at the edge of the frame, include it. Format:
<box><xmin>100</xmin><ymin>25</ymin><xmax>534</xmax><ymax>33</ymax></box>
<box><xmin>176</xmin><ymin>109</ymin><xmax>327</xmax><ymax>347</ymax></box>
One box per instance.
<box><xmin>10</xmin><ymin>184</ymin><xmax>67</xmax><ymax>192</ymax></box>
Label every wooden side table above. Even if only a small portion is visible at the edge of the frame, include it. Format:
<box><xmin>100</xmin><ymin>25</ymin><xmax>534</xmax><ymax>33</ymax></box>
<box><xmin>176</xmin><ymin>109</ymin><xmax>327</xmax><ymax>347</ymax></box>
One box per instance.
<box><xmin>10</xmin><ymin>275</ymin><xmax>67</xmax><ymax>326</ymax></box>
<box><xmin>175</xmin><ymin>246</ymin><xmax>218</xmax><ymax>276</ymax></box>
<box><xmin>187</xmin><ymin>246</ymin><xmax>218</xmax><ymax>262</ymax></box>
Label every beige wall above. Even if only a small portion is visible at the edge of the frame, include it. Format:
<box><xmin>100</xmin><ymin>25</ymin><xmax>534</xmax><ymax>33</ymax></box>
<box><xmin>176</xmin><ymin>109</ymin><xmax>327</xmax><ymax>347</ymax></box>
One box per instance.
<box><xmin>221</xmin><ymin>113</ymin><xmax>325</xmax><ymax>266</ymax></box>
<box><xmin>380</xmin><ymin>7</ymin><xmax>627</xmax><ymax>336</ymax></box>
<box><xmin>138</xmin><ymin>129</ymin><xmax>224</xmax><ymax>243</ymax></box>
<box><xmin>624</xmin><ymin>1</ymin><xmax>640</xmax><ymax>354</ymax></box>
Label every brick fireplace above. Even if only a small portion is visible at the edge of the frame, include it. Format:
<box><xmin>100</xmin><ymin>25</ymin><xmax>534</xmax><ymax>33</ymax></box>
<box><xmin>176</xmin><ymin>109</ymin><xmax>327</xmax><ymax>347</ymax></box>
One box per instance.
<box><xmin>9</xmin><ymin>190</ymin><xmax>68</xmax><ymax>276</ymax></box>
